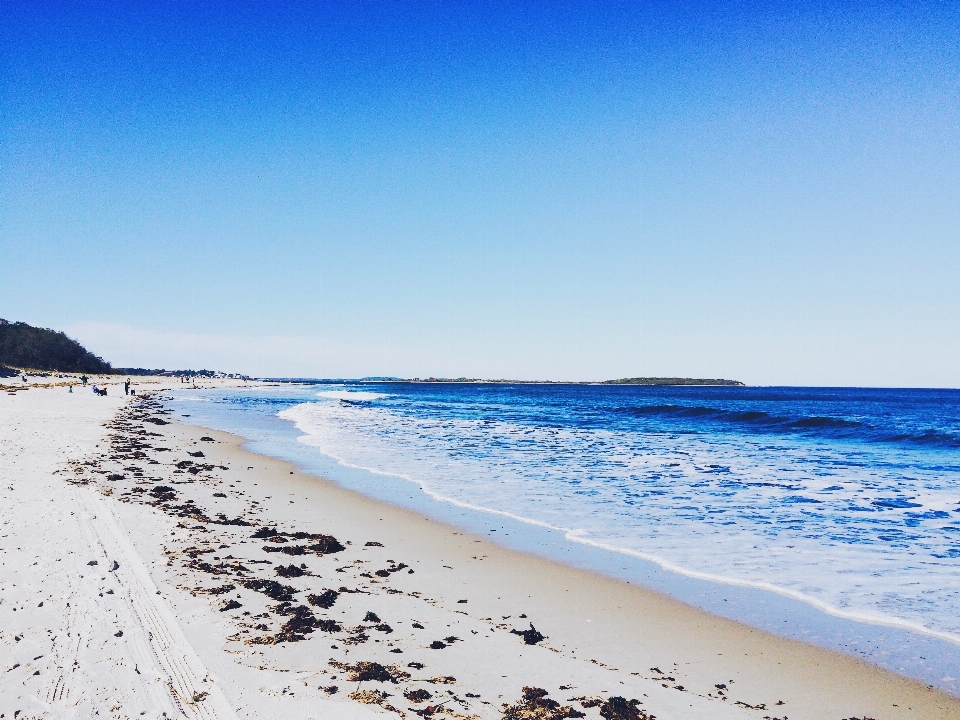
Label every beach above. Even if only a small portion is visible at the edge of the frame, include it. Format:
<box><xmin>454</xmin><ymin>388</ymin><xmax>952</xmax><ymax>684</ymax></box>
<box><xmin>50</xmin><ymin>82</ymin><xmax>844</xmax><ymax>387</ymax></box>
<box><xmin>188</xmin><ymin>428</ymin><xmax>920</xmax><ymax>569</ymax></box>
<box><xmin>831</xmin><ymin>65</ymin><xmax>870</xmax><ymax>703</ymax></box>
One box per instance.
<box><xmin>2</xmin><ymin>381</ymin><xmax>959</xmax><ymax>719</ymax></box>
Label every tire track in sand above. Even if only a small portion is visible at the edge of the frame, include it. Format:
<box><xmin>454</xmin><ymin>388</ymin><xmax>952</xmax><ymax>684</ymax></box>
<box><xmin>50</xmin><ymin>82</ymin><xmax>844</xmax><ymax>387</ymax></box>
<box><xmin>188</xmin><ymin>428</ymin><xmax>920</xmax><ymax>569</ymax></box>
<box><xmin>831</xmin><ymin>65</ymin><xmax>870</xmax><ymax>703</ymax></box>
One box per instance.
<box><xmin>82</xmin><ymin>490</ymin><xmax>238</xmax><ymax>720</ymax></box>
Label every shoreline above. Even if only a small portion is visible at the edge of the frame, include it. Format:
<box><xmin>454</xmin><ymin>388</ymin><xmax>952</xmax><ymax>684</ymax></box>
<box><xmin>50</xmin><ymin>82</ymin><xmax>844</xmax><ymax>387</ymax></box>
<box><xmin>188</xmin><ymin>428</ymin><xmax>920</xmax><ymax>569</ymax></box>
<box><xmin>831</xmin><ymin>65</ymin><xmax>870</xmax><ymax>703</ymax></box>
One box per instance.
<box><xmin>149</xmin><ymin>388</ymin><xmax>960</xmax><ymax>716</ymax></box>
<box><xmin>3</xmin><ymin>382</ymin><xmax>960</xmax><ymax>719</ymax></box>
<box><xmin>172</xmin><ymin>383</ymin><xmax>960</xmax><ymax>694</ymax></box>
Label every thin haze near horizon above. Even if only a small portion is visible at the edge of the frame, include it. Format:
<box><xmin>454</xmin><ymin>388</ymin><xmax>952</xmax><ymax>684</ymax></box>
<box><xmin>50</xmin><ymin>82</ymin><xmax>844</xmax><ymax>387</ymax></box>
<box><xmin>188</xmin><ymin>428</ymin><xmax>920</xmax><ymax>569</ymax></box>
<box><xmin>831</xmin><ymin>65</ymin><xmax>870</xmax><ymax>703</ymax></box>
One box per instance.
<box><xmin>2</xmin><ymin>2</ymin><xmax>959</xmax><ymax>385</ymax></box>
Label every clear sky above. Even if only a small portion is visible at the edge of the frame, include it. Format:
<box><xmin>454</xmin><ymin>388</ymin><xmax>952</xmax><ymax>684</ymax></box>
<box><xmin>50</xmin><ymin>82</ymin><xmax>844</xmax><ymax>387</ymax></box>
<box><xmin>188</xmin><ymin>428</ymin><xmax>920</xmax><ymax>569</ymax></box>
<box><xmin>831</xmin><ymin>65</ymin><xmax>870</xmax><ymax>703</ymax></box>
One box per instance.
<box><xmin>2</xmin><ymin>1</ymin><xmax>959</xmax><ymax>384</ymax></box>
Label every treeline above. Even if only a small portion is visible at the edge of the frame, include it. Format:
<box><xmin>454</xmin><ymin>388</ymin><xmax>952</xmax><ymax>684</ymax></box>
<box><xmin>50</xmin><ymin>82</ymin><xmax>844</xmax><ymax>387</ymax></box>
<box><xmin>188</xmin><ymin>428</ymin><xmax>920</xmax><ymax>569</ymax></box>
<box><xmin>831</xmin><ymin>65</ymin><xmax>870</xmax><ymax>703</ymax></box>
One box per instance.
<box><xmin>0</xmin><ymin>319</ymin><xmax>113</xmax><ymax>374</ymax></box>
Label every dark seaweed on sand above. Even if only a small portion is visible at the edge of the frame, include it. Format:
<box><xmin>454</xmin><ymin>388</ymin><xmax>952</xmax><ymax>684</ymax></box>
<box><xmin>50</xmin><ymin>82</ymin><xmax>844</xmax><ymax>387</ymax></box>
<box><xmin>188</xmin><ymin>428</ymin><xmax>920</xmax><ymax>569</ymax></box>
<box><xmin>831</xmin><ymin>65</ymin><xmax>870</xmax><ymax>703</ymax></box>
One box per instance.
<box><xmin>309</xmin><ymin>536</ymin><xmax>346</xmax><ymax>554</ymax></box>
<box><xmin>204</xmin><ymin>584</ymin><xmax>236</xmax><ymax>595</ymax></box>
<box><xmin>329</xmin><ymin>660</ymin><xmax>411</xmax><ymax>683</ymax></box>
<box><xmin>275</xmin><ymin>563</ymin><xmax>307</xmax><ymax>578</ymax></box>
<box><xmin>405</xmin><ymin>689</ymin><xmax>433</xmax><ymax>703</ymax></box>
<box><xmin>263</xmin><ymin>544</ymin><xmax>309</xmax><ymax>555</ymax></box>
<box><xmin>502</xmin><ymin>687</ymin><xmax>585</xmax><ymax>720</ymax></box>
<box><xmin>599</xmin><ymin>697</ymin><xmax>652</xmax><ymax>720</ymax></box>
<box><xmin>261</xmin><ymin>536</ymin><xmax>346</xmax><ymax>556</ymax></box>
<box><xmin>315</xmin><ymin>618</ymin><xmax>342</xmax><ymax>632</ymax></box>
<box><xmin>241</xmin><ymin>578</ymin><xmax>298</xmax><ymax>602</ymax></box>
<box><xmin>276</xmin><ymin>605</ymin><xmax>320</xmax><ymax>641</ymax></box>
<box><xmin>510</xmin><ymin>623</ymin><xmax>546</xmax><ymax>645</ymax></box>
<box><xmin>150</xmin><ymin>486</ymin><xmax>177</xmax><ymax>501</ymax></box>
<box><xmin>252</xmin><ymin>527</ymin><xmax>345</xmax><ymax>554</ymax></box>
<box><xmin>308</xmin><ymin>589</ymin><xmax>339</xmax><ymax>608</ymax></box>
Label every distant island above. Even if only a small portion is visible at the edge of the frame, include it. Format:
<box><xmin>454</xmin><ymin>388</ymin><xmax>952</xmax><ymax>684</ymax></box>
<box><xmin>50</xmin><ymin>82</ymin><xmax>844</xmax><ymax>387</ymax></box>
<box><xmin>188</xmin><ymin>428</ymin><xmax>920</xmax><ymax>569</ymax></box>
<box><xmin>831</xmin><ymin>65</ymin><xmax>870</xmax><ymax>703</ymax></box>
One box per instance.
<box><xmin>601</xmin><ymin>377</ymin><xmax>745</xmax><ymax>386</ymax></box>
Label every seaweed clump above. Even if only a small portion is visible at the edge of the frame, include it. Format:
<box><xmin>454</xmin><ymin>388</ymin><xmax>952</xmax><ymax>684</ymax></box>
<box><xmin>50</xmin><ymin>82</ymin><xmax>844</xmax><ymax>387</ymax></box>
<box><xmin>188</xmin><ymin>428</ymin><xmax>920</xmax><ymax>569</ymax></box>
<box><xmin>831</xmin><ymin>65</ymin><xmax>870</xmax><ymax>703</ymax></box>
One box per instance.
<box><xmin>308</xmin><ymin>589</ymin><xmax>339</xmax><ymax>608</ymax></box>
<box><xmin>330</xmin><ymin>660</ymin><xmax>411</xmax><ymax>683</ymax></box>
<box><xmin>599</xmin><ymin>697</ymin><xmax>652</xmax><ymax>720</ymax></box>
<box><xmin>511</xmin><ymin>623</ymin><xmax>546</xmax><ymax>645</ymax></box>
<box><xmin>241</xmin><ymin>578</ymin><xmax>297</xmax><ymax>602</ymax></box>
<box><xmin>405</xmin><ymin>689</ymin><xmax>433</xmax><ymax>703</ymax></box>
<box><xmin>252</xmin><ymin>528</ymin><xmax>345</xmax><ymax>555</ymax></box>
<box><xmin>275</xmin><ymin>563</ymin><xmax>307</xmax><ymax>578</ymax></box>
<box><xmin>502</xmin><ymin>687</ymin><xmax>585</xmax><ymax>719</ymax></box>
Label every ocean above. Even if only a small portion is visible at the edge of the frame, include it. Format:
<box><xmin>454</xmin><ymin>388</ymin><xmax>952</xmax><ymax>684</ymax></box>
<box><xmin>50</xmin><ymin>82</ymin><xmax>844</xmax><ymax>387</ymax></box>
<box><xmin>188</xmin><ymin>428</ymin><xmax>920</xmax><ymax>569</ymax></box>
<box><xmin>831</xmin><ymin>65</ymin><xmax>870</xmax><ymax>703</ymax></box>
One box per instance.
<box><xmin>169</xmin><ymin>382</ymin><xmax>960</xmax><ymax>691</ymax></box>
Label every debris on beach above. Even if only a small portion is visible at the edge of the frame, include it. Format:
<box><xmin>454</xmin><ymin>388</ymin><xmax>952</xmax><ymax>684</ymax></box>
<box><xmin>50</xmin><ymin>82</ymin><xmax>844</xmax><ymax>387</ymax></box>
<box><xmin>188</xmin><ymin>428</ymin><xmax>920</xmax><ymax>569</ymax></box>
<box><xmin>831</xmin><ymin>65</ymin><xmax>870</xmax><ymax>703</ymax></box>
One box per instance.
<box><xmin>330</xmin><ymin>660</ymin><xmax>411</xmax><ymax>683</ymax></box>
<box><xmin>510</xmin><ymin>623</ymin><xmax>546</xmax><ymax>645</ymax></box>
<box><xmin>307</xmin><ymin>589</ymin><xmax>338</xmax><ymax>608</ymax></box>
<box><xmin>241</xmin><ymin>578</ymin><xmax>298</xmax><ymax>602</ymax></box>
<box><xmin>597</xmin><ymin>697</ymin><xmax>652</xmax><ymax>720</ymax></box>
<box><xmin>502</xmin><ymin>687</ymin><xmax>585</xmax><ymax>720</ymax></box>
<box><xmin>406</xmin><ymin>688</ymin><xmax>433</xmax><ymax>702</ymax></box>
<box><xmin>348</xmin><ymin>688</ymin><xmax>399</xmax><ymax>713</ymax></box>
<box><xmin>275</xmin><ymin>563</ymin><xmax>307</xmax><ymax>578</ymax></box>
<box><xmin>568</xmin><ymin>696</ymin><xmax>603</xmax><ymax>708</ymax></box>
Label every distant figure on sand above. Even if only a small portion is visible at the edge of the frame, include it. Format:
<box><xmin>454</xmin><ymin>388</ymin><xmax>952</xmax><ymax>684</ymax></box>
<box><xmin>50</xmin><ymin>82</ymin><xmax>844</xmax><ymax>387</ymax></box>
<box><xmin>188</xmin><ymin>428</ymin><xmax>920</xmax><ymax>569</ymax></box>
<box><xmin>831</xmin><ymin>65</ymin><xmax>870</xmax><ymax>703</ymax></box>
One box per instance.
<box><xmin>124</xmin><ymin>378</ymin><xmax>130</xmax><ymax>395</ymax></box>
<box><xmin>81</xmin><ymin>375</ymin><xmax>88</xmax><ymax>386</ymax></box>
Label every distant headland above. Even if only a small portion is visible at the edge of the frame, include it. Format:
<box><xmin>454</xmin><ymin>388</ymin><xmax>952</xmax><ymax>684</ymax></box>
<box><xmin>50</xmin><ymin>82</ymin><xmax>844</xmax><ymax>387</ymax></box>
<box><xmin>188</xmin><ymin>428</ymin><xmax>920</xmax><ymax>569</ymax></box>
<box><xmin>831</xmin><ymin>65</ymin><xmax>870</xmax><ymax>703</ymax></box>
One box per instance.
<box><xmin>0</xmin><ymin>319</ymin><xmax>247</xmax><ymax>379</ymax></box>
<box><xmin>0</xmin><ymin>318</ymin><xmax>112</xmax><ymax>375</ymax></box>
<box><xmin>600</xmin><ymin>377</ymin><xmax>745</xmax><ymax>386</ymax></box>
<box><xmin>345</xmin><ymin>377</ymin><xmax>746</xmax><ymax>386</ymax></box>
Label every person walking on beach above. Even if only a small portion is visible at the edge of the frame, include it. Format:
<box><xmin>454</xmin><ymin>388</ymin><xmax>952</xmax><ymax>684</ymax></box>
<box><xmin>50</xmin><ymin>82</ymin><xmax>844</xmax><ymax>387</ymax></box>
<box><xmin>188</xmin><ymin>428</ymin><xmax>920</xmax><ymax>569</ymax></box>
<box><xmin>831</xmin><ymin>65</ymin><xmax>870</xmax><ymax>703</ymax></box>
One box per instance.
<box><xmin>81</xmin><ymin>375</ymin><xmax>88</xmax><ymax>386</ymax></box>
<box><xmin>124</xmin><ymin>378</ymin><xmax>130</xmax><ymax>395</ymax></box>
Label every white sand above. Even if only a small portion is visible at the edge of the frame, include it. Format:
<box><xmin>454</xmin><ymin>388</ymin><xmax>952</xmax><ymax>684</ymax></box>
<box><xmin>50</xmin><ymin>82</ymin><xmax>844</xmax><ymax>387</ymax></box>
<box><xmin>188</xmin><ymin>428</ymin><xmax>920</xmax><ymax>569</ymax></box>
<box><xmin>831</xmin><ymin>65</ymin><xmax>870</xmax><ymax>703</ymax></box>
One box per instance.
<box><xmin>3</xmin><ymin>381</ymin><xmax>959</xmax><ymax>719</ymax></box>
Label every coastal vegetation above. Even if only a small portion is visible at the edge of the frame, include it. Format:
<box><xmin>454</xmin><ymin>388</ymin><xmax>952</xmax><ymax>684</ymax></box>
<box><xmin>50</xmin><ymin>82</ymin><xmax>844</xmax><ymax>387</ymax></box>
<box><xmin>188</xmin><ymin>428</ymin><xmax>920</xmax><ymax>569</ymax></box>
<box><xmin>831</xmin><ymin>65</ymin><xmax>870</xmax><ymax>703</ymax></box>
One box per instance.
<box><xmin>0</xmin><ymin>318</ymin><xmax>113</xmax><ymax>374</ymax></box>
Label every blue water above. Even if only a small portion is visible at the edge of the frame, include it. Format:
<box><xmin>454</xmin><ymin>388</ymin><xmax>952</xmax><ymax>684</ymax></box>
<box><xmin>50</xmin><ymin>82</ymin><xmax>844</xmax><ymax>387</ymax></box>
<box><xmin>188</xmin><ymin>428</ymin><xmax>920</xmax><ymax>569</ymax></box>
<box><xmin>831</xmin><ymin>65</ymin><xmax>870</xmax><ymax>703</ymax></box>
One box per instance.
<box><xmin>169</xmin><ymin>382</ymin><xmax>960</xmax><ymax>691</ymax></box>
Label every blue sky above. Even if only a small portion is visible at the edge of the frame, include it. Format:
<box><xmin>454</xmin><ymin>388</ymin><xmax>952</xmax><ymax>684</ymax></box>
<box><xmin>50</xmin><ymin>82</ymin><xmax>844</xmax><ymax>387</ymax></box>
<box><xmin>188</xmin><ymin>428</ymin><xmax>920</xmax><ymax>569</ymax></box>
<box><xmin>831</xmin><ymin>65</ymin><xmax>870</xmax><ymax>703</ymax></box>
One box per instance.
<box><xmin>2</xmin><ymin>1</ymin><xmax>959</xmax><ymax>384</ymax></box>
